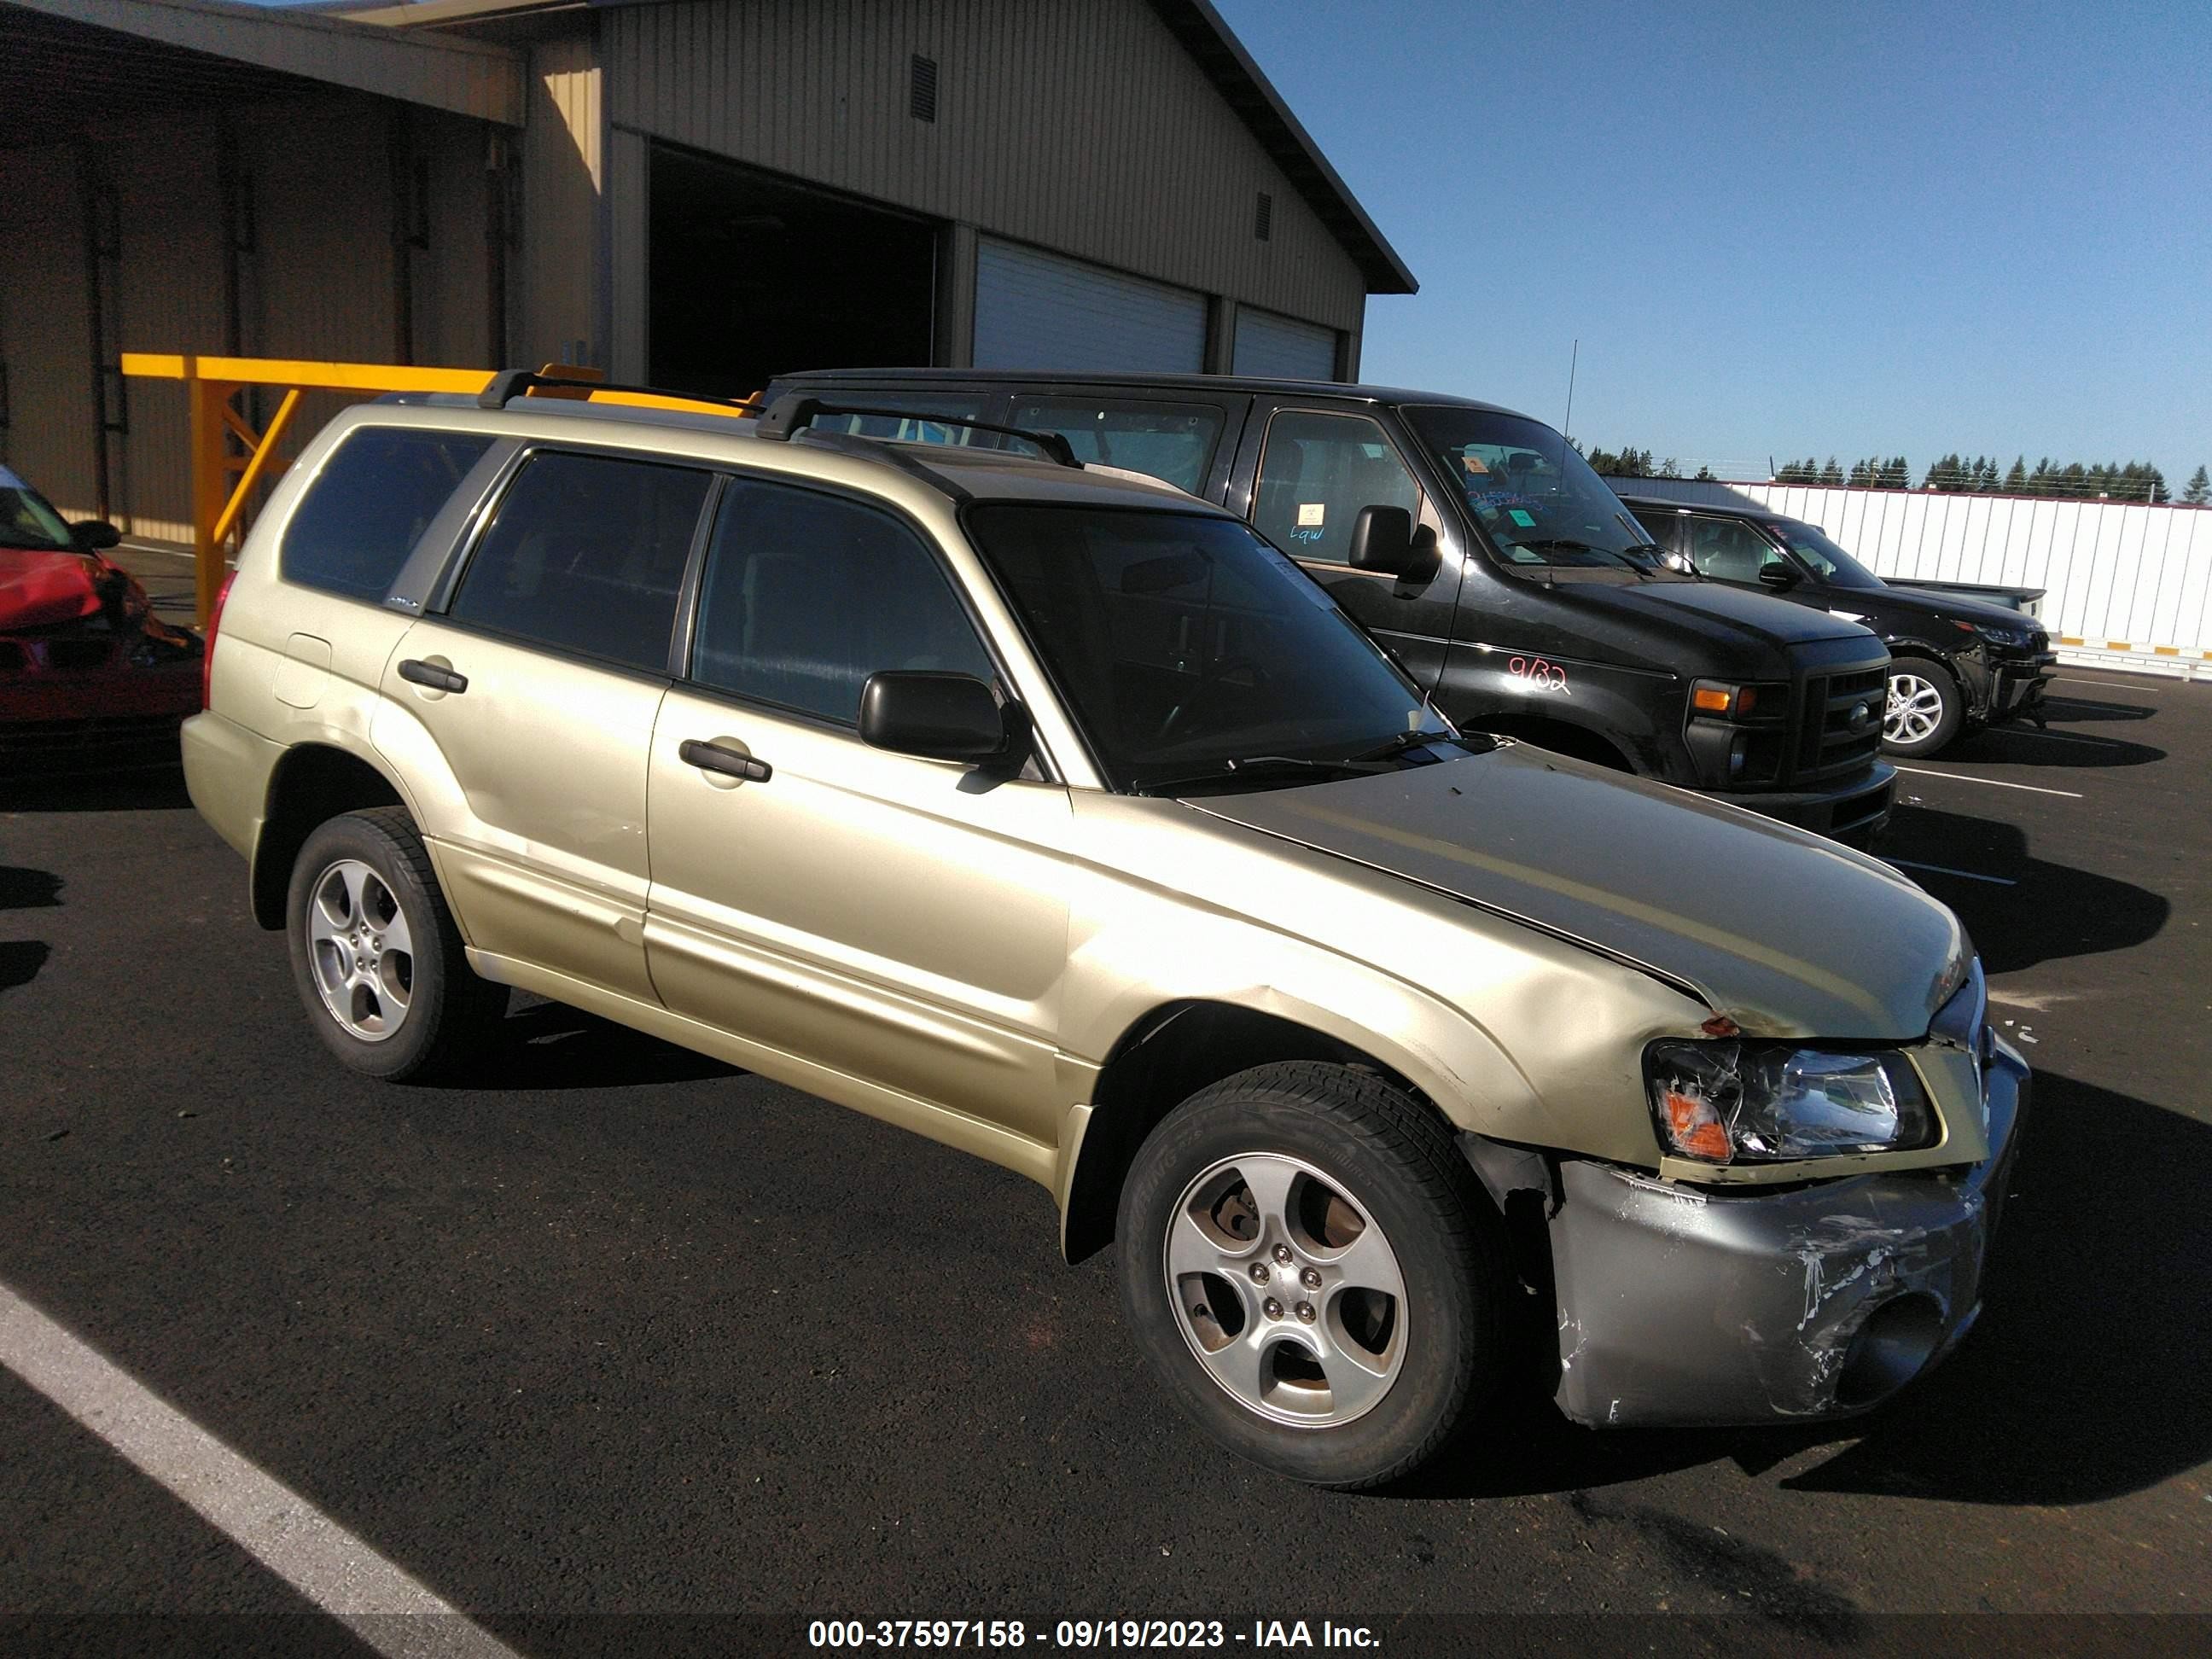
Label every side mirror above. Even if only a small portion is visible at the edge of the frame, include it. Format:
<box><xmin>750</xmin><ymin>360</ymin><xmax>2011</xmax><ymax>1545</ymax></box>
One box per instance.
<box><xmin>1757</xmin><ymin>563</ymin><xmax>1801</xmax><ymax>591</ymax></box>
<box><xmin>71</xmin><ymin>520</ymin><xmax>122</xmax><ymax>552</ymax></box>
<box><xmin>859</xmin><ymin>671</ymin><xmax>1021</xmax><ymax>767</ymax></box>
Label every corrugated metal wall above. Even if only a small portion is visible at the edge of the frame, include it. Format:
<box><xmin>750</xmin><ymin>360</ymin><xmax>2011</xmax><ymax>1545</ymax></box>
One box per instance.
<box><xmin>0</xmin><ymin>96</ymin><xmax>498</xmax><ymax>541</ymax></box>
<box><xmin>1615</xmin><ymin>478</ymin><xmax>2212</xmax><ymax>675</ymax></box>
<box><xmin>521</xmin><ymin>34</ymin><xmax>603</xmax><ymax>370</ymax></box>
<box><xmin>601</xmin><ymin>0</ymin><xmax>1367</xmax><ymax>336</ymax></box>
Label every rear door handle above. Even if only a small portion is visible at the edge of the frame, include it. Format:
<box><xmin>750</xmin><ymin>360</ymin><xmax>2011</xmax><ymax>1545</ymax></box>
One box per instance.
<box><xmin>398</xmin><ymin>659</ymin><xmax>468</xmax><ymax>694</ymax></box>
<box><xmin>678</xmin><ymin>738</ymin><xmax>771</xmax><ymax>782</ymax></box>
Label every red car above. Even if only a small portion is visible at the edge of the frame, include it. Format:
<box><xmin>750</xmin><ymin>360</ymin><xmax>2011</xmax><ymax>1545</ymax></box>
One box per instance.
<box><xmin>1</xmin><ymin>465</ymin><xmax>202</xmax><ymax>775</ymax></box>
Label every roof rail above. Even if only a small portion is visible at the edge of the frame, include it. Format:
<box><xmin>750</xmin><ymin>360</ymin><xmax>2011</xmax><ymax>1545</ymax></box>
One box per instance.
<box><xmin>476</xmin><ymin>367</ymin><xmax>761</xmax><ymax>418</ymax></box>
<box><xmin>755</xmin><ymin>394</ymin><xmax>1078</xmax><ymax>469</ymax></box>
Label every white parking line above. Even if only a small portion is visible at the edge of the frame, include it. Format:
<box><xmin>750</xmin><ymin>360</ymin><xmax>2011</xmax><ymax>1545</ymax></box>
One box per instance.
<box><xmin>2055</xmin><ymin>675</ymin><xmax>2167</xmax><ymax>691</ymax></box>
<box><xmin>1980</xmin><ymin>725</ymin><xmax>2119</xmax><ymax>748</ymax></box>
<box><xmin>0</xmin><ymin>1283</ymin><xmax>522</xmax><ymax>1659</ymax></box>
<box><xmin>1892</xmin><ymin>765</ymin><xmax>2083</xmax><ymax>798</ymax></box>
<box><xmin>1889</xmin><ymin>859</ymin><xmax>2018</xmax><ymax>887</ymax></box>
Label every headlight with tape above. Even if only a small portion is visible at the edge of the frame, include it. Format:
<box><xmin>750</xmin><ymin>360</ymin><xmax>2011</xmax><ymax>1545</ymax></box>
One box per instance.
<box><xmin>1644</xmin><ymin>1039</ymin><xmax>1936</xmax><ymax>1163</ymax></box>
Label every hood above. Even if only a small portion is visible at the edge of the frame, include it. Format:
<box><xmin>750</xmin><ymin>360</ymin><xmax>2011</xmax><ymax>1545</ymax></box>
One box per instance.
<box><xmin>1553</xmin><ymin>575</ymin><xmax>1875</xmax><ymax>655</ymax></box>
<box><xmin>1880</xmin><ymin>584</ymin><xmax>2043</xmax><ymax>632</ymax></box>
<box><xmin>0</xmin><ymin>548</ymin><xmax>108</xmax><ymax>632</ymax></box>
<box><xmin>1190</xmin><ymin>745</ymin><xmax>1965</xmax><ymax>1040</ymax></box>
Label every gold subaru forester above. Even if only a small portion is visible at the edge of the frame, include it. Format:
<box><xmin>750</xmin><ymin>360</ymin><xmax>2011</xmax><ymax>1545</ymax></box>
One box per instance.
<box><xmin>183</xmin><ymin>380</ymin><xmax>2026</xmax><ymax>1487</ymax></box>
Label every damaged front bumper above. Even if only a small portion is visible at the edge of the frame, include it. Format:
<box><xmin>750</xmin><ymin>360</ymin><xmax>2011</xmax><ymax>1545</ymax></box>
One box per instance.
<box><xmin>1505</xmin><ymin>1038</ymin><xmax>2025</xmax><ymax>1428</ymax></box>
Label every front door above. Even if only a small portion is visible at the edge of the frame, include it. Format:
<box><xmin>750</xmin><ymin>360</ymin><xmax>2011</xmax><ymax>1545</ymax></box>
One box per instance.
<box><xmin>373</xmin><ymin>447</ymin><xmax>714</xmax><ymax>1004</ymax></box>
<box><xmin>1243</xmin><ymin>405</ymin><xmax>1463</xmax><ymax>691</ymax></box>
<box><xmin>643</xmin><ymin>474</ymin><xmax>1073</xmax><ymax>1147</ymax></box>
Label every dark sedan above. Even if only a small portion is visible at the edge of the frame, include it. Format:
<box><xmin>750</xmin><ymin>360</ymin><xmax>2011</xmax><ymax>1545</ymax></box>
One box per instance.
<box><xmin>1624</xmin><ymin>496</ymin><xmax>2055</xmax><ymax>758</ymax></box>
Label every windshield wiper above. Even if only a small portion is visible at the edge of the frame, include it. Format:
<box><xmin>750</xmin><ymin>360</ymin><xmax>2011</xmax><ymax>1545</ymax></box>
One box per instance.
<box><xmin>1513</xmin><ymin>538</ymin><xmax>1654</xmax><ymax>573</ymax></box>
<box><xmin>1131</xmin><ymin>754</ymin><xmax>1385</xmax><ymax>798</ymax></box>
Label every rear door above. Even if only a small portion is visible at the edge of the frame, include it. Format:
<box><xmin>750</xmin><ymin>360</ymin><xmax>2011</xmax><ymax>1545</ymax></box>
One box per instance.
<box><xmin>373</xmin><ymin>447</ymin><xmax>714</xmax><ymax>1004</ymax></box>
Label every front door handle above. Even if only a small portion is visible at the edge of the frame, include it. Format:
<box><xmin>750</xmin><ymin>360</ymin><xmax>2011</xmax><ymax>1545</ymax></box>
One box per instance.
<box><xmin>398</xmin><ymin>658</ymin><xmax>468</xmax><ymax>694</ymax></box>
<box><xmin>679</xmin><ymin>738</ymin><xmax>772</xmax><ymax>783</ymax></box>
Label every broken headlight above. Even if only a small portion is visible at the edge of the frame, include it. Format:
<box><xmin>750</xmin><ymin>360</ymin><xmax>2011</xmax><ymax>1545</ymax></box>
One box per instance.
<box><xmin>1644</xmin><ymin>1039</ymin><xmax>1936</xmax><ymax>1164</ymax></box>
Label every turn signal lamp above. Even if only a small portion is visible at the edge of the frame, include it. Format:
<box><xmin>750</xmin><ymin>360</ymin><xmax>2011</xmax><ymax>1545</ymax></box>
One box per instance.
<box><xmin>1691</xmin><ymin>681</ymin><xmax>1758</xmax><ymax>717</ymax></box>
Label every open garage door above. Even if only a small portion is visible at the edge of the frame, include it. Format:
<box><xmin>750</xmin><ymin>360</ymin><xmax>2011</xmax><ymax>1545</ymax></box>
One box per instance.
<box><xmin>973</xmin><ymin>240</ymin><xmax>1206</xmax><ymax>373</ymax></box>
<box><xmin>1232</xmin><ymin>307</ymin><xmax>1339</xmax><ymax>381</ymax></box>
<box><xmin>649</xmin><ymin>146</ymin><xmax>937</xmax><ymax>397</ymax></box>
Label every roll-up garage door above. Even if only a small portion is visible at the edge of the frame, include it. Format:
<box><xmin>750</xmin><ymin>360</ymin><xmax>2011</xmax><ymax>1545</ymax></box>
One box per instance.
<box><xmin>973</xmin><ymin>240</ymin><xmax>1207</xmax><ymax>373</ymax></box>
<box><xmin>1232</xmin><ymin>308</ymin><xmax>1340</xmax><ymax>381</ymax></box>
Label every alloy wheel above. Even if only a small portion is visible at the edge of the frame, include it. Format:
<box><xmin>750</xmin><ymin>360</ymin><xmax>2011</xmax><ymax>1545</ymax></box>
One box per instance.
<box><xmin>1162</xmin><ymin>1152</ymin><xmax>1407</xmax><ymax>1428</ymax></box>
<box><xmin>303</xmin><ymin>858</ymin><xmax>416</xmax><ymax>1041</ymax></box>
<box><xmin>1886</xmin><ymin>672</ymin><xmax>1946</xmax><ymax>747</ymax></box>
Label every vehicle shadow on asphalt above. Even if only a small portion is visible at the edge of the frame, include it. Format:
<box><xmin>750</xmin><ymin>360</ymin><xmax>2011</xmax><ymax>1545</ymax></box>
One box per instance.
<box><xmin>1388</xmin><ymin>1072</ymin><xmax>2208</xmax><ymax>1508</ymax></box>
<box><xmin>0</xmin><ymin>766</ymin><xmax>192</xmax><ymax>813</ymax></box>
<box><xmin>0</xmin><ymin>863</ymin><xmax>62</xmax><ymax>996</ymax></box>
<box><xmin>426</xmin><ymin>997</ymin><xmax>747</xmax><ymax>1091</ymax></box>
<box><xmin>1942</xmin><ymin>723</ymin><xmax>2164</xmax><ymax>769</ymax></box>
<box><xmin>1876</xmin><ymin>813</ymin><xmax>2168</xmax><ymax>981</ymax></box>
<box><xmin>1882</xmin><ymin>806</ymin><xmax>2168</xmax><ymax>973</ymax></box>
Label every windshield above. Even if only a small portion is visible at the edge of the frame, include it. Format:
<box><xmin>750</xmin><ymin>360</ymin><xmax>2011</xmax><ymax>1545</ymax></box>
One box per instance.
<box><xmin>1775</xmin><ymin>520</ymin><xmax>1885</xmax><ymax>591</ymax></box>
<box><xmin>1400</xmin><ymin>405</ymin><xmax>1663</xmax><ymax>571</ymax></box>
<box><xmin>964</xmin><ymin>504</ymin><xmax>1441</xmax><ymax>792</ymax></box>
<box><xmin>0</xmin><ymin>469</ymin><xmax>77</xmax><ymax>552</ymax></box>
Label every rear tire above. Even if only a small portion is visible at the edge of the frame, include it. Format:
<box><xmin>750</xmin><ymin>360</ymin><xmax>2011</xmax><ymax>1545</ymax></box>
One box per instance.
<box><xmin>1883</xmin><ymin>658</ymin><xmax>1964</xmax><ymax>757</ymax></box>
<box><xmin>285</xmin><ymin>806</ymin><xmax>505</xmax><ymax>1081</ymax></box>
<box><xmin>1116</xmin><ymin>1062</ymin><xmax>1507</xmax><ymax>1489</ymax></box>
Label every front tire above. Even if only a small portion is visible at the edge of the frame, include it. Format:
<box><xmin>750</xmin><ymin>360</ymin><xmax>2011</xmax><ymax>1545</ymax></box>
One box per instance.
<box><xmin>285</xmin><ymin>806</ymin><xmax>504</xmax><ymax>1080</ymax></box>
<box><xmin>1116</xmin><ymin>1062</ymin><xmax>1506</xmax><ymax>1488</ymax></box>
<box><xmin>1883</xmin><ymin>658</ymin><xmax>1964</xmax><ymax>757</ymax></box>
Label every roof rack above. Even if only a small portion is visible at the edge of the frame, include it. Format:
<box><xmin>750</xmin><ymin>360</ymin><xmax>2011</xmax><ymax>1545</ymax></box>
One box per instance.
<box><xmin>754</xmin><ymin>394</ymin><xmax>1078</xmax><ymax>469</ymax></box>
<box><xmin>476</xmin><ymin>367</ymin><xmax>762</xmax><ymax>418</ymax></box>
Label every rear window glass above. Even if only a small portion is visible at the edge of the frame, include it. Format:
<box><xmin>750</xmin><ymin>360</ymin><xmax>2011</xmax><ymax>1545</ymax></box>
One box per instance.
<box><xmin>1007</xmin><ymin>398</ymin><xmax>1224</xmax><ymax>495</ymax></box>
<box><xmin>282</xmin><ymin>428</ymin><xmax>494</xmax><ymax>601</ymax></box>
<box><xmin>803</xmin><ymin>395</ymin><xmax>1001</xmax><ymax>448</ymax></box>
<box><xmin>447</xmin><ymin>451</ymin><xmax>712</xmax><ymax>672</ymax></box>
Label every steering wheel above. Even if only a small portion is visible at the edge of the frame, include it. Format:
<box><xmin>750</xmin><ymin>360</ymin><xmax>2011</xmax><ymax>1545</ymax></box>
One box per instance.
<box><xmin>1152</xmin><ymin>655</ymin><xmax>1271</xmax><ymax>746</ymax></box>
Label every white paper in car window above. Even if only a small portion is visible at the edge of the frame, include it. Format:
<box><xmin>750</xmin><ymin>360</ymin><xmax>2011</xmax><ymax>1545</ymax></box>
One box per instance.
<box><xmin>1297</xmin><ymin>503</ymin><xmax>1325</xmax><ymax>527</ymax></box>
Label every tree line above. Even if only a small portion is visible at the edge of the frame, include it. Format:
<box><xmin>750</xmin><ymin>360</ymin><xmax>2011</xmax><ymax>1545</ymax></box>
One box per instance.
<box><xmin>1590</xmin><ymin>445</ymin><xmax>2209</xmax><ymax>504</ymax></box>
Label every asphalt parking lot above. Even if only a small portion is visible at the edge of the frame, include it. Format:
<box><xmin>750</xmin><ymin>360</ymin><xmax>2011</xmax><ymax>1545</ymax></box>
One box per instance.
<box><xmin>3</xmin><ymin>640</ymin><xmax>2208</xmax><ymax>1654</ymax></box>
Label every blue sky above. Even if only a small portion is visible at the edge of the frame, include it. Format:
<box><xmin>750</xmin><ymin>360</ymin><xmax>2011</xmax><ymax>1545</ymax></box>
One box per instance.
<box><xmin>1216</xmin><ymin>0</ymin><xmax>2212</xmax><ymax>481</ymax></box>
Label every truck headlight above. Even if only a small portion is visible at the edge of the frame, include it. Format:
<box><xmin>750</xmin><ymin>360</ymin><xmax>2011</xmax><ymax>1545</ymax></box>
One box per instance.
<box><xmin>1644</xmin><ymin>1039</ymin><xmax>1936</xmax><ymax>1164</ymax></box>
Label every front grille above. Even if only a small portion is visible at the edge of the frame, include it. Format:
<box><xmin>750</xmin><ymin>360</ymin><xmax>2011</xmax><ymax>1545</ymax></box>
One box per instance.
<box><xmin>1794</xmin><ymin>666</ymin><xmax>1885</xmax><ymax>782</ymax></box>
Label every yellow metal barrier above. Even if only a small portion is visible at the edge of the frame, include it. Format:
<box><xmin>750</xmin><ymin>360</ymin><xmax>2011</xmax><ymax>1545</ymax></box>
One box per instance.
<box><xmin>120</xmin><ymin>354</ymin><xmax>754</xmax><ymax>624</ymax></box>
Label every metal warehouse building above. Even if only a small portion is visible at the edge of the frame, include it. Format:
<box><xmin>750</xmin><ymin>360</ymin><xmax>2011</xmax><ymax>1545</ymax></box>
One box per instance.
<box><xmin>0</xmin><ymin>0</ymin><xmax>1413</xmax><ymax>543</ymax></box>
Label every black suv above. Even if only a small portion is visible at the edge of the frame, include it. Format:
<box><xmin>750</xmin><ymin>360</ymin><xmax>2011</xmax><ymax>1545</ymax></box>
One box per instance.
<box><xmin>1621</xmin><ymin>497</ymin><xmax>2055</xmax><ymax>758</ymax></box>
<box><xmin>761</xmin><ymin>370</ymin><xmax>1896</xmax><ymax>846</ymax></box>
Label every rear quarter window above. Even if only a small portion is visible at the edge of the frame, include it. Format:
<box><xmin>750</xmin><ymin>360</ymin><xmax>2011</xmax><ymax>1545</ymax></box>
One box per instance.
<box><xmin>282</xmin><ymin>428</ymin><xmax>495</xmax><ymax>601</ymax></box>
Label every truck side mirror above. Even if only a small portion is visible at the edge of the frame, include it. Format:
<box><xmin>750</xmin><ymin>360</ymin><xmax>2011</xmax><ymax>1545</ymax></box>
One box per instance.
<box><xmin>1757</xmin><ymin>562</ymin><xmax>1801</xmax><ymax>592</ymax></box>
<box><xmin>1348</xmin><ymin>505</ymin><xmax>1441</xmax><ymax>584</ymax></box>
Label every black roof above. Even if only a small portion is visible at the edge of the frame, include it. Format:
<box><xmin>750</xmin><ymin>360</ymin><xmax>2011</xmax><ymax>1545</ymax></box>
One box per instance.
<box><xmin>1615</xmin><ymin>491</ymin><xmax>1799</xmax><ymax>525</ymax></box>
<box><xmin>773</xmin><ymin>366</ymin><xmax>1529</xmax><ymax>422</ymax></box>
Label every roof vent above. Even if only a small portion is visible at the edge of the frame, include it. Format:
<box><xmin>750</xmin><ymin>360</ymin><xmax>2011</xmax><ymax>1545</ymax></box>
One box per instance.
<box><xmin>1255</xmin><ymin>190</ymin><xmax>1272</xmax><ymax>242</ymax></box>
<box><xmin>911</xmin><ymin>55</ymin><xmax>939</xmax><ymax>123</ymax></box>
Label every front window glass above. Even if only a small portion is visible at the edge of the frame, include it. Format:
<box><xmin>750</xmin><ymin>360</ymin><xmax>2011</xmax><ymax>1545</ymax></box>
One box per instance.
<box><xmin>1007</xmin><ymin>398</ymin><xmax>1225</xmax><ymax>495</ymax></box>
<box><xmin>690</xmin><ymin>479</ymin><xmax>993</xmax><ymax>725</ymax></box>
<box><xmin>1685</xmin><ymin>515</ymin><xmax>1789</xmax><ymax>584</ymax></box>
<box><xmin>0</xmin><ymin>469</ymin><xmax>76</xmax><ymax>551</ymax></box>
<box><xmin>965</xmin><ymin>504</ymin><xmax>1431</xmax><ymax>791</ymax></box>
<box><xmin>448</xmin><ymin>451</ymin><xmax>709</xmax><ymax>672</ymax></box>
<box><xmin>1776</xmin><ymin>520</ymin><xmax>1885</xmax><ymax>590</ymax></box>
<box><xmin>1252</xmin><ymin>410</ymin><xmax>1423</xmax><ymax>564</ymax></box>
<box><xmin>1402</xmin><ymin>405</ymin><xmax>1662</xmax><ymax>571</ymax></box>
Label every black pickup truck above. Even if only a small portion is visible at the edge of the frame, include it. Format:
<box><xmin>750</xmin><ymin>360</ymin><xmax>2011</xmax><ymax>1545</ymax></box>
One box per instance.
<box><xmin>1619</xmin><ymin>493</ymin><xmax>2056</xmax><ymax>759</ymax></box>
<box><xmin>762</xmin><ymin>370</ymin><xmax>1896</xmax><ymax>846</ymax></box>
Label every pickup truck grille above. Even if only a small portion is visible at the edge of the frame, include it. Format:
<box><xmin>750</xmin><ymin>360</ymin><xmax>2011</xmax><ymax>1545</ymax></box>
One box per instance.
<box><xmin>1795</xmin><ymin>666</ymin><xmax>1886</xmax><ymax>783</ymax></box>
